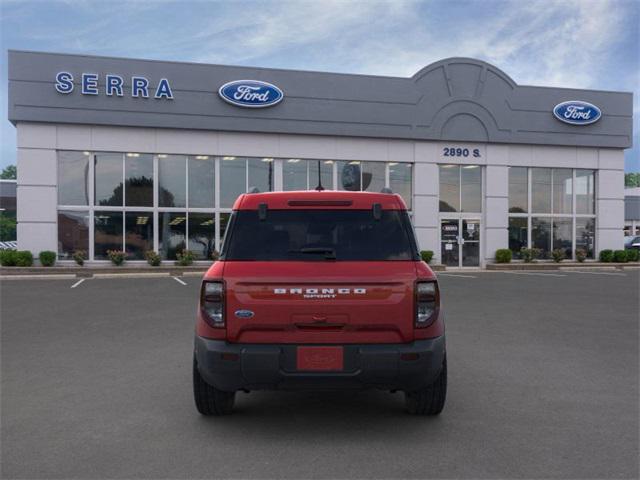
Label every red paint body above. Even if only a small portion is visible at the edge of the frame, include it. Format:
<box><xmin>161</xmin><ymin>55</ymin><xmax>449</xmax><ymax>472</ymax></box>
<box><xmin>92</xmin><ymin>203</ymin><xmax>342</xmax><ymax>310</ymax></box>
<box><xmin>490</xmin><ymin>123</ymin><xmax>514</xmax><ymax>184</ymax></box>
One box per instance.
<box><xmin>196</xmin><ymin>190</ymin><xmax>443</xmax><ymax>345</ymax></box>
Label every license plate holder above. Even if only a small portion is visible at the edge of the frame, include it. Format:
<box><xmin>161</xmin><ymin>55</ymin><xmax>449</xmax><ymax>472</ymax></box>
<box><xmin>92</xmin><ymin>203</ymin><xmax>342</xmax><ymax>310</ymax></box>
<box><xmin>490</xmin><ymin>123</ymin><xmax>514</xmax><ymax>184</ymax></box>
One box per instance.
<box><xmin>296</xmin><ymin>346</ymin><xmax>344</xmax><ymax>371</ymax></box>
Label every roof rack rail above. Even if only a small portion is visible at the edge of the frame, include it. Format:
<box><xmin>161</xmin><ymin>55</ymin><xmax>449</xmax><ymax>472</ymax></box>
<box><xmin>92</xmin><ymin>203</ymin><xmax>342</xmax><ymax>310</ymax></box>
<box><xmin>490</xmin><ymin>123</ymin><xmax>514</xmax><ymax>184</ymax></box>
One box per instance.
<box><xmin>247</xmin><ymin>186</ymin><xmax>260</xmax><ymax>194</ymax></box>
<box><xmin>380</xmin><ymin>187</ymin><xmax>393</xmax><ymax>194</ymax></box>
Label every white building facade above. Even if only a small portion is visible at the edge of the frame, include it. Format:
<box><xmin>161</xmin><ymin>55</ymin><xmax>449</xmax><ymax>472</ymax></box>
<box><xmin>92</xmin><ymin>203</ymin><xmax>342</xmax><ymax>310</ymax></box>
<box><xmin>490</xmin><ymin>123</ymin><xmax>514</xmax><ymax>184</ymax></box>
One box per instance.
<box><xmin>8</xmin><ymin>51</ymin><xmax>633</xmax><ymax>267</ymax></box>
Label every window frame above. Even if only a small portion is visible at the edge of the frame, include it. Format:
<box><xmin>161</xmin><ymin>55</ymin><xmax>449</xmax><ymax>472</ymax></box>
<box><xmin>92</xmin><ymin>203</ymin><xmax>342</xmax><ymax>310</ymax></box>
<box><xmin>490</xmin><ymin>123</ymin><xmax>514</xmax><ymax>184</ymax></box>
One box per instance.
<box><xmin>57</xmin><ymin>152</ymin><xmax>414</xmax><ymax>262</ymax></box>
<box><xmin>507</xmin><ymin>167</ymin><xmax>596</xmax><ymax>260</ymax></box>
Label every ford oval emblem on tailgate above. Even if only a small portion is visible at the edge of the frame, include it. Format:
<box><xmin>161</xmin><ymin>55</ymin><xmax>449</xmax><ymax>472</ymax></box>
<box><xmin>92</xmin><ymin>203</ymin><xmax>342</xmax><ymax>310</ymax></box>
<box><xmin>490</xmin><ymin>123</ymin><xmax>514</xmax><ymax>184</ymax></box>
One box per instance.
<box><xmin>234</xmin><ymin>310</ymin><xmax>254</xmax><ymax>318</ymax></box>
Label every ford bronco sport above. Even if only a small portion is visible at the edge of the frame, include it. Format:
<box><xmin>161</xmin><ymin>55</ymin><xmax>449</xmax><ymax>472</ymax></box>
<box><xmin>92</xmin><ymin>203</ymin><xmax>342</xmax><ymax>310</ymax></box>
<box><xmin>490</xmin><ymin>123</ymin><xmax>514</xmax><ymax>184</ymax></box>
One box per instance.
<box><xmin>193</xmin><ymin>190</ymin><xmax>446</xmax><ymax>415</ymax></box>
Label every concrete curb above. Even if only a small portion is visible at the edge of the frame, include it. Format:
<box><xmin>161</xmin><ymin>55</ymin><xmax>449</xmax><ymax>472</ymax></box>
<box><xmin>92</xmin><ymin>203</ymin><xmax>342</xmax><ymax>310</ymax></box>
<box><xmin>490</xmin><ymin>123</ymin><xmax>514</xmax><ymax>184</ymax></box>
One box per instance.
<box><xmin>0</xmin><ymin>266</ymin><xmax>209</xmax><ymax>278</ymax></box>
<box><xmin>486</xmin><ymin>262</ymin><xmax>638</xmax><ymax>271</ymax></box>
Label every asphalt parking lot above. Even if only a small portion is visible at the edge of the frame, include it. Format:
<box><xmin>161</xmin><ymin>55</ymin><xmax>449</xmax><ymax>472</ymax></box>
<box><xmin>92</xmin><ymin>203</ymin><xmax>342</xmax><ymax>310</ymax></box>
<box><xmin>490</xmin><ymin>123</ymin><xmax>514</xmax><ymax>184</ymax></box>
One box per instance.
<box><xmin>1</xmin><ymin>270</ymin><xmax>638</xmax><ymax>479</ymax></box>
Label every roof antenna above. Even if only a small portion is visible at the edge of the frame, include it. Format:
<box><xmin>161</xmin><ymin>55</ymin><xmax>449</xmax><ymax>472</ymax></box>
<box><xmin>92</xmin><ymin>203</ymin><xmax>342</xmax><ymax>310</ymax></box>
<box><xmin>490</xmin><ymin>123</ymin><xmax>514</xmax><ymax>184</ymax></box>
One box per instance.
<box><xmin>314</xmin><ymin>160</ymin><xmax>325</xmax><ymax>191</ymax></box>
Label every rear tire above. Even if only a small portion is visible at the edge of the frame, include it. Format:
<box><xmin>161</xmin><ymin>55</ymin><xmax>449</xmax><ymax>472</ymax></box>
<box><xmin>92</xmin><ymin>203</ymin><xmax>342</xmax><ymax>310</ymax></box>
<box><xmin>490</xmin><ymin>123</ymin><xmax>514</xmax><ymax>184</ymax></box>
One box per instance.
<box><xmin>193</xmin><ymin>355</ymin><xmax>236</xmax><ymax>415</ymax></box>
<box><xmin>404</xmin><ymin>355</ymin><xmax>447</xmax><ymax>415</ymax></box>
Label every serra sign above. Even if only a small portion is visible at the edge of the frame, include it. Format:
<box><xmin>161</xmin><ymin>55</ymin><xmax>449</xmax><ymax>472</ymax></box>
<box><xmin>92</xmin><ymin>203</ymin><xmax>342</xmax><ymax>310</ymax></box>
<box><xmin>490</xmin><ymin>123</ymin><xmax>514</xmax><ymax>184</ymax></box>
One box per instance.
<box><xmin>218</xmin><ymin>80</ymin><xmax>284</xmax><ymax>108</ymax></box>
<box><xmin>55</xmin><ymin>72</ymin><xmax>174</xmax><ymax>99</ymax></box>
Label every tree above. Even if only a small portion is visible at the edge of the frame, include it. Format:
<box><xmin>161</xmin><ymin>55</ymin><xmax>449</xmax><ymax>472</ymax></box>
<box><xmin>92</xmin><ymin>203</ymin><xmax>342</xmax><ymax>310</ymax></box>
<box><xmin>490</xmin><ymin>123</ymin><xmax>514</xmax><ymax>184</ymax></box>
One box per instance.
<box><xmin>625</xmin><ymin>173</ymin><xmax>640</xmax><ymax>188</ymax></box>
<box><xmin>1</xmin><ymin>165</ymin><xmax>16</xmax><ymax>179</ymax></box>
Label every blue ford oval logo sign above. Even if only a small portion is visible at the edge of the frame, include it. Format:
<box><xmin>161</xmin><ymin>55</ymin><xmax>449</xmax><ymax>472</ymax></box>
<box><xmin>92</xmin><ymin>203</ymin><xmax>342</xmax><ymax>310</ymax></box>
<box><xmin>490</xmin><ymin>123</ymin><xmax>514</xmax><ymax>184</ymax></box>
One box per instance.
<box><xmin>219</xmin><ymin>80</ymin><xmax>284</xmax><ymax>108</ymax></box>
<box><xmin>553</xmin><ymin>100</ymin><xmax>601</xmax><ymax>125</ymax></box>
<box><xmin>234</xmin><ymin>310</ymin><xmax>254</xmax><ymax>318</ymax></box>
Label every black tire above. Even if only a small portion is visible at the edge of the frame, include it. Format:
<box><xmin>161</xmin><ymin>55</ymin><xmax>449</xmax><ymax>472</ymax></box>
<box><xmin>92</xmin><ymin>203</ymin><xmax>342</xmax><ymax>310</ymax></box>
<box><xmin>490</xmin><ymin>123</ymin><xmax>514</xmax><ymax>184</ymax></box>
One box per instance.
<box><xmin>193</xmin><ymin>355</ymin><xmax>236</xmax><ymax>415</ymax></box>
<box><xmin>404</xmin><ymin>355</ymin><xmax>447</xmax><ymax>415</ymax></box>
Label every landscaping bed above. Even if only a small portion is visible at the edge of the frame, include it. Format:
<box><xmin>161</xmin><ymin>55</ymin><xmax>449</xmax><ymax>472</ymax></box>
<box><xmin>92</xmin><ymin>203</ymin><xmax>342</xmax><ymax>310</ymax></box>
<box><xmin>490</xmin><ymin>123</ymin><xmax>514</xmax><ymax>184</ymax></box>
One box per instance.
<box><xmin>0</xmin><ymin>264</ymin><xmax>210</xmax><ymax>277</ymax></box>
<box><xmin>487</xmin><ymin>262</ymin><xmax>638</xmax><ymax>271</ymax></box>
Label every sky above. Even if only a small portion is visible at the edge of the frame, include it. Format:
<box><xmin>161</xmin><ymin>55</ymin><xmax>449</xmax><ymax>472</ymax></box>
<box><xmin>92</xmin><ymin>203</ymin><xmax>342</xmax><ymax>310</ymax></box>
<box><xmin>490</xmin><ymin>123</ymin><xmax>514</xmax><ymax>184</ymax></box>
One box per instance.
<box><xmin>0</xmin><ymin>0</ymin><xmax>638</xmax><ymax>172</ymax></box>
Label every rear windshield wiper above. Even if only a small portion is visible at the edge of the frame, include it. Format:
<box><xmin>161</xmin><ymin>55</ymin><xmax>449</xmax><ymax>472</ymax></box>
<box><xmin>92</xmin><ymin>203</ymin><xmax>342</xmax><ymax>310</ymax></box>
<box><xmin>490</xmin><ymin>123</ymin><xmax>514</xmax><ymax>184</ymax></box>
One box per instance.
<box><xmin>289</xmin><ymin>247</ymin><xmax>337</xmax><ymax>259</ymax></box>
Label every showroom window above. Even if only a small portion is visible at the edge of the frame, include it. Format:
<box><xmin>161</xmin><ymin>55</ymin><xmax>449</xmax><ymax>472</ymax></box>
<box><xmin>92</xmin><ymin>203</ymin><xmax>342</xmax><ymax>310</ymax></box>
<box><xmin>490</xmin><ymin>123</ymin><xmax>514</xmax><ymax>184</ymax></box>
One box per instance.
<box><xmin>283</xmin><ymin>159</ymin><xmax>334</xmax><ymax>191</ymax></box>
<box><xmin>58</xmin><ymin>210</ymin><xmax>89</xmax><ymax>259</ymax></box>
<box><xmin>58</xmin><ymin>151</ymin><xmax>90</xmax><ymax>206</ymax></box>
<box><xmin>58</xmin><ymin>152</ymin><xmax>412</xmax><ymax>261</ymax></box>
<box><xmin>508</xmin><ymin>168</ymin><xmax>596</xmax><ymax>259</ymax></box>
<box><xmin>334</xmin><ymin>160</ymin><xmax>412</xmax><ymax>209</ymax></box>
<box><xmin>220</xmin><ymin>157</ymin><xmax>274</xmax><ymax>208</ymax></box>
<box><xmin>438</xmin><ymin>165</ymin><xmax>482</xmax><ymax>213</ymax></box>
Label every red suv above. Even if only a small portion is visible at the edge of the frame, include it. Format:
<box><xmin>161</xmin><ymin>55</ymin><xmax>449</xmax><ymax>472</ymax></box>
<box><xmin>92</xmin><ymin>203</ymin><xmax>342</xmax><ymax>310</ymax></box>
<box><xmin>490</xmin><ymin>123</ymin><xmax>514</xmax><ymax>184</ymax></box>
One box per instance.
<box><xmin>193</xmin><ymin>190</ymin><xmax>446</xmax><ymax>415</ymax></box>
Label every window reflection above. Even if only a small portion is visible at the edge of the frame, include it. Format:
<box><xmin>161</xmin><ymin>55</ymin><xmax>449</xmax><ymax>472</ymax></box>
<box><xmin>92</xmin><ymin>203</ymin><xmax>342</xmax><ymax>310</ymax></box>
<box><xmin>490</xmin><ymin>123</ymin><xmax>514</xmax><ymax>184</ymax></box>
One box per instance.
<box><xmin>95</xmin><ymin>153</ymin><xmax>123</xmax><ymax>206</ymax></box>
<box><xmin>159</xmin><ymin>212</ymin><xmax>186</xmax><ymax>260</ymax></box>
<box><xmin>220</xmin><ymin>157</ymin><xmax>246</xmax><ymax>208</ymax></box>
<box><xmin>531</xmin><ymin>168</ymin><xmax>552</xmax><ymax>213</ymax></box>
<box><xmin>248</xmin><ymin>158</ymin><xmax>273</xmax><ymax>193</ymax></box>
<box><xmin>361</xmin><ymin>162</ymin><xmax>385</xmax><ymax>193</ymax></box>
<box><xmin>125</xmin><ymin>212</ymin><xmax>153</xmax><ymax>260</ymax></box>
<box><xmin>576</xmin><ymin>218</ymin><xmax>595</xmax><ymax>258</ymax></box>
<box><xmin>576</xmin><ymin>170</ymin><xmax>595</xmax><ymax>214</ymax></box>
<box><xmin>552</xmin><ymin>217</ymin><xmax>572</xmax><ymax>258</ymax></box>
<box><xmin>338</xmin><ymin>161</ymin><xmax>361</xmax><ymax>191</ymax></box>
<box><xmin>58</xmin><ymin>210</ymin><xmax>89</xmax><ymax>259</ymax></box>
<box><xmin>158</xmin><ymin>155</ymin><xmax>186</xmax><ymax>207</ymax></box>
<box><xmin>94</xmin><ymin>211</ymin><xmax>123</xmax><ymax>259</ymax></box>
<box><xmin>309</xmin><ymin>160</ymin><xmax>333</xmax><ymax>190</ymax></box>
<box><xmin>439</xmin><ymin>165</ymin><xmax>459</xmax><ymax>212</ymax></box>
<box><xmin>552</xmin><ymin>169</ymin><xmax>572</xmax><ymax>214</ymax></box>
<box><xmin>188</xmin><ymin>213</ymin><xmax>215</xmax><ymax>259</ymax></box>
<box><xmin>508</xmin><ymin>217</ymin><xmax>527</xmax><ymax>258</ymax></box>
<box><xmin>531</xmin><ymin>217</ymin><xmax>551</xmax><ymax>259</ymax></box>
<box><xmin>283</xmin><ymin>159</ymin><xmax>307</xmax><ymax>190</ymax></box>
<box><xmin>189</xmin><ymin>156</ymin><xmax>215</xmax><ymax>208</ymax></box>
<box><xmin>58</xmin><ymin>151</ymin><xmax>90</xmax><ymax>205</ymax></box>
<box><xmin>389</xmin><ymin>163</ymin><xmax>412</xmax><ymax>209</ymax></box>
<box><xmin>461</xmin><ymin>165</ymin><xmax>481</xmax><ymax>212</ymax></box>
<box><xmin>125</xmin><ymin>153</ymin><xmax>153</xmax><ymax>207</ymax></box>
<box><xmin>508</xmin><ymin>167</ymin><xmax>528</xmax><ymax>213</ymax></box>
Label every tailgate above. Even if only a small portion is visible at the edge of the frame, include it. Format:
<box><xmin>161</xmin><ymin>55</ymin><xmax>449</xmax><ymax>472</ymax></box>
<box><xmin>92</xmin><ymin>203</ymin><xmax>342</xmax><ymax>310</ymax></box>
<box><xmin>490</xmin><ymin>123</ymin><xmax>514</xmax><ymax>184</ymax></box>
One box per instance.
<box><xmin>223</xmin><ymin>261</ymin><xmax>417</xmax><ymax>343</ymax></box>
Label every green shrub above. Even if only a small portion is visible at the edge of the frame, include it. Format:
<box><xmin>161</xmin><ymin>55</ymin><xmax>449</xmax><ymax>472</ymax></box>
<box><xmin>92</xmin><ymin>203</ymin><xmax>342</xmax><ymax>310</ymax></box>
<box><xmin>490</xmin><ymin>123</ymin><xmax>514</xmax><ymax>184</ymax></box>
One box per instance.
<box><xmin>495</xmin><ymin>249</ymin><xmax>512</xmax><ymax>263</ymax></box>
<box><xmin>73</xmin><ymin>250</ymin><xmax>87</xmax><ymax>266</ymax></box>
<box><xmin>420</xmin><ymin>250</ymin><xmax>434</xmax><ymax>264</ymax></box>
<box><xmin>39</xmin><ymin>250</ymin><xmax>56</xmax><ymax>267</ymax></box>
<box><xmin>144</xmin><ymin>250</ymin><xmax>161</xmax><ymax>266</ymax></box>
<box><xmin>551</xmin><ymin>249</ymin><xmax>565</xmax><ymax>263</ymax></box>
<box><xmin>107</xmin><ymin>250</ymin><xmax>127</xmax><ymax>266</ymax></box>
<box><xmin>520</xmin><ymin>248</ymin><xmax>533</xmax><ymax>263</ymax></box>
<box><xmin>15</xmin><ymin>250</ymin><xmax>34</xmax><ymax>267</ymax></box>
<box><xmin>175</xmin><ymin>249</ymin><xmax>195</xmax><ymax>266</ymax></box>
<box><xmin>599</xmin><ymin>249</ymin><xmax>614</xmax><ymax>262</ymax></box>
<box><xmin>0</xmin><ymin>249</ymin><xmax>18</xmax><ymax>266</ymax></box>
<box><xmin>626</xmin><ymin>249</ymin><xmax>639</xmax><ymax>262</ymax></box>
<box><xmin>575</xmin><ymin>249</ymin><xmax>587</xmax><ymax>263</ymax></box>
<box><xmin>613</xmin><ymin>250</ymin><xmax>628</xmax><ymax>263</ymax></box>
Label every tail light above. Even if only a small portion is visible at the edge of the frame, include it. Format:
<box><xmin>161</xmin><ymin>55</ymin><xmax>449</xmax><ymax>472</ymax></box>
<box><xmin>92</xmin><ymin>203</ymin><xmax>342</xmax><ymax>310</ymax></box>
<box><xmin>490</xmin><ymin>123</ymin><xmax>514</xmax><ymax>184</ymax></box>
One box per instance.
<box><xmin>201</xmin><ymin>281</ymin><xmax>225</xmax><ymax>328</ymax></box>
<box><xmin>415</xmin><ymin>281</ymin><xmax>439</xmax><ymax>328</ymax></box>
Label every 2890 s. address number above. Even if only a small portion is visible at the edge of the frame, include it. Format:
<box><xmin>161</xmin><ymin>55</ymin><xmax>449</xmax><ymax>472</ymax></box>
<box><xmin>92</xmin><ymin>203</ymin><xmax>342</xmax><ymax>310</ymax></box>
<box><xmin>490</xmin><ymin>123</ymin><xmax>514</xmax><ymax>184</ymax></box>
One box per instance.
<box><xmin>443</xmin><ymin>147</ymin><xmax>481</xmax><ymax>158</ymax></box>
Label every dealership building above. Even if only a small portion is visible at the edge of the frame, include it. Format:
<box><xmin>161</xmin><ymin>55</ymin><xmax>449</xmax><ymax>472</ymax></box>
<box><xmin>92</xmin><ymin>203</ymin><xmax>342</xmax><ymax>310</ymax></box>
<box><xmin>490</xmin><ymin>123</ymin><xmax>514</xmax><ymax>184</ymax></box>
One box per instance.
<box><xmin>7</xmin><ymin>50</ymin><xmax>633</xmax><ymax>267</ymax></box>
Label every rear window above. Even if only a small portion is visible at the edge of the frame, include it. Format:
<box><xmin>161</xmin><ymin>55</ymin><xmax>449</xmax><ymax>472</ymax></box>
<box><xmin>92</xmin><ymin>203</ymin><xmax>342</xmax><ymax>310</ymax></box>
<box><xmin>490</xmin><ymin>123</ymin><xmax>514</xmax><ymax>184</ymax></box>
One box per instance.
<box><xmin>222</xmin><ymin>209</ymin><xmax>418</xmax><ymax>261</ymax></box>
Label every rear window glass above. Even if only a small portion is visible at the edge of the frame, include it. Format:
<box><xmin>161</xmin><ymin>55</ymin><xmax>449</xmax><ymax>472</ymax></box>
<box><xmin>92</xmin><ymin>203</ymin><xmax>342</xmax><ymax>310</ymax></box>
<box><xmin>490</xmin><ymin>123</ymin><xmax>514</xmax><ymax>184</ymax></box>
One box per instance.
<box><xmin>223</xmin><ymin>209</ymin><xmax>417</xmax><ymax>261</ymax></box>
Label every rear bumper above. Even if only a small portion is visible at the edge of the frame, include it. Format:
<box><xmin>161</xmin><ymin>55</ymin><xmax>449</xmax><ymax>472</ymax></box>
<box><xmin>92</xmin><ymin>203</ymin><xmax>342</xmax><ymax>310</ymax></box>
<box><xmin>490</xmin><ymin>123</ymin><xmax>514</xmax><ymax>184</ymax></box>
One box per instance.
<box><xmin>194</xmin><ymin>336</ymin><xmax>445</xmax><ymax>392</ymax></box>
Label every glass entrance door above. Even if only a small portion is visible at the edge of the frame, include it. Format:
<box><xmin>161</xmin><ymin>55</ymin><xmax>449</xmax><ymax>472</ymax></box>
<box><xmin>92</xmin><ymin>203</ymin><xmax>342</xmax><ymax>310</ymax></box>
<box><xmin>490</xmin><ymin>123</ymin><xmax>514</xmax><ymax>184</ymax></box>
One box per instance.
<box><xmin>440</xmin><ymin>218</ymin><xmax>481</xmax><ymax>267</ymax></box>
<box><xmin>440</xmin><ymin>219</ymin><xmax>459</xmax><ymax>267</ymax></box>
<box><xmin>461</xmin><ymin>219</ymin><xmax>480</xmax><ymax>267</ymax></box>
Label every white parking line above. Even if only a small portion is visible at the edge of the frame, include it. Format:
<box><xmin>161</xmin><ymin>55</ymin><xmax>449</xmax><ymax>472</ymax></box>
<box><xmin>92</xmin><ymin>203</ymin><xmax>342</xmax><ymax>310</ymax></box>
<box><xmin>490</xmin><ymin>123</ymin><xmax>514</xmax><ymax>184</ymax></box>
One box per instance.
<box><xmin>499</xmin><ymin>271</ymin><xmax>567</xmax><ymax>277</ymax></box>
<box><xmin>567</xmin><ymin>270</ymin><xmax>626</xmax><ymax>276</ymax></box>
<box><xmin>172</xmin><ymin>276</ymin><xmax>187</xmax><ymax>286</ymax></box>
<box><xmin>437</xmin><ymin>273</ymin><xmax>477</xmax><ymax>278</ymax></box>
<box><xmin>70</xmin><ymin>278</ymin><xmax>85</xmax><ymax>288</ymax></box>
